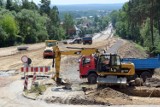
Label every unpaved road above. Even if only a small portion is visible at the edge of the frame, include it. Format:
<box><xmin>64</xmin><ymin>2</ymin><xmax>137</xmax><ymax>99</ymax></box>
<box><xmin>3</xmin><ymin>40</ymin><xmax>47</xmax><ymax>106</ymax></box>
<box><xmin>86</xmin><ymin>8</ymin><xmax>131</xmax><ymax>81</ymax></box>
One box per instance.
<box><xmin>0</xmin><ymin>26</ymin><xmax>120</xmax><ymax>107</ymax></box>
<box><xmin>0</xmin><ymin>26</ymin><xmax>116</xmax><ymax>71</ymax></box>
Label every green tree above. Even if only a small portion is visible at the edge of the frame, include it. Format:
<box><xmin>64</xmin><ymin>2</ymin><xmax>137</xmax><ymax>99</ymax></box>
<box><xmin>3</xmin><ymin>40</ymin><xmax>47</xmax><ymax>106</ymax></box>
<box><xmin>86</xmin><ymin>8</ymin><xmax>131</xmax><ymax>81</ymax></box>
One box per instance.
<box><xmin>0</xmin><ymin>14</ymin><xmax>18</xmax><ymax>46</ymax></box>
<box><xmin>6</xmin><ymin>0</ymin><xmax>13</xmax><ymax>11</ymax></box>
<box><xmin>22</xmin><ymin>0</ymin><xmax>30</xmax><ymax>9</ymax></box>
<box><xmin>63</xmin><ymin>13</ymin><xmax>74</xmax><ymax>36</ymax></box>
<box><xmin>40</xmin><ymin>0</ymin><xmax>51</xmax><ymax>16</ymax></box>
<box><xmin>110</xmin><ymin>10</ymin><xmax>119</xmax><ymax>28</ymax></box>
<box><xmin>12</xmin><ymin>0</ymin><xmax>21</xmax><ymax>12</ymax></box>
<box><xmin>101</xmin><ymin>16</ymin><xmax>109</xmax><ymax>30</ymax></box>
<box><xmin>47</xmin><ymin>6</ymin><xmax>65</xmax><ymax>40</ymax></box>
<box><xmin>0</xmin><ymin>0</ymin><xmax>4</xmax><ymax>7</ymax></box>
<box><xmin>16</xmin><ymin>9</ymin><xmax>48</xmax><ymax>43</ymax></box>
<box><xmin>0</xmin><ymin>26</ymin><xmax>8</xmax><ymax>47</ymax></box>
<box><xmin>140</xmin><ymin>18</ymin><xmax>151</xmax><ymax>48</ymax></box>
<box><xmin>110</xmin><ymin>0</ymin><xmax>160</xmax><ymax>54</ymax></box>
<box><xmin>22</xmin><ymin>0</ymin><xmax>38</xmax><ymax>10</ymax></box>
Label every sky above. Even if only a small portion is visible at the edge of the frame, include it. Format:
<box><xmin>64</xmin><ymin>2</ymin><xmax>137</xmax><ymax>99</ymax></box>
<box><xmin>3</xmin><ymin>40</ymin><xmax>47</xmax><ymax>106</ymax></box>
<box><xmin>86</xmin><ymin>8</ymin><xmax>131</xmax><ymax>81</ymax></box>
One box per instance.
<box><xmin>31</xmin><ymin>0</ymin><xmax>129</xmax><ymax>5</ymax></box>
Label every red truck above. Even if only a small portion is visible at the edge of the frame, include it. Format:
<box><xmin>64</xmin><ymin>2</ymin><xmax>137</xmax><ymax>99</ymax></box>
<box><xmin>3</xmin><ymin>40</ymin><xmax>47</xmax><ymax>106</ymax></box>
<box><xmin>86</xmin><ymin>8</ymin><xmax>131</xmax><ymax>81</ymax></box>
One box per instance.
<box><xmin>79</xmin><ymin>55</ymin><xmax>97</xmax><ymax>84</ymax></box>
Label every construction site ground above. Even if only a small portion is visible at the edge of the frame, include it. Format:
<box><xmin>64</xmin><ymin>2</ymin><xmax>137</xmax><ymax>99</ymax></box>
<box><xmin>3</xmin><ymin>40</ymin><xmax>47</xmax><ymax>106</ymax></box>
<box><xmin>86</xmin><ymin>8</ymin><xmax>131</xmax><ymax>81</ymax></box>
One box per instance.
<box><xmin>0</xmin><ymin>27</ymin><xmax>160</xmax><ymax>107</ymax></box>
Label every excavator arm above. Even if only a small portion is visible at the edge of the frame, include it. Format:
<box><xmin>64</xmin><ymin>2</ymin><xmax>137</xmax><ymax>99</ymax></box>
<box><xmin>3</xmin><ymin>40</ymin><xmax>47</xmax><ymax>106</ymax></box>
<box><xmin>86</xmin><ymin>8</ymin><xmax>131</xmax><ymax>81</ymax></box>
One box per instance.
<box><xmin>52</xmin><ymin>46</ymin><xmax>98</xmax><ymax>85</ymax></box>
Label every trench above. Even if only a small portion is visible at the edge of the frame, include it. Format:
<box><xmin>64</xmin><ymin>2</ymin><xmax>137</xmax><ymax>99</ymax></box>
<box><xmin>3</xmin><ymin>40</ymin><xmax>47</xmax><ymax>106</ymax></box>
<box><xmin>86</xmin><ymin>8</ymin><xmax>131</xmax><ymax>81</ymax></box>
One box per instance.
<box><xmin>45</xmin><ymin>96</ymin><xmax>108</xmax><ymax>105</ymax></box>
<box><xmin>117</xmin><ymin>87</ymin><xmax>160</xmax><ymax>97</ymax></box>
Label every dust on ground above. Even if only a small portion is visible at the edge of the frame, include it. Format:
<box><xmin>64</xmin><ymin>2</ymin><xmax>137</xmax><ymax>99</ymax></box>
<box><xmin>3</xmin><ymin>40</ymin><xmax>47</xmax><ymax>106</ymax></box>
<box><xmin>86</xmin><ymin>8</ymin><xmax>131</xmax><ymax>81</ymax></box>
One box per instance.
<box><xmin>0</xmin><ymin>42</ymin><xmax>45</xmax><ymax>57</ymax></box>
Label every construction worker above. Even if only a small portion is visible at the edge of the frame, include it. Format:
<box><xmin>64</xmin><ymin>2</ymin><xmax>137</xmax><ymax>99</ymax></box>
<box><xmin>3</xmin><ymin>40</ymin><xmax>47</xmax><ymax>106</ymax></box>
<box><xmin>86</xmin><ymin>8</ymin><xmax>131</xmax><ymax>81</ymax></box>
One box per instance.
<box><xmin>103</xmin><ymin>58</ymin><xmax>110</xmax><ymax>65</ymax></box>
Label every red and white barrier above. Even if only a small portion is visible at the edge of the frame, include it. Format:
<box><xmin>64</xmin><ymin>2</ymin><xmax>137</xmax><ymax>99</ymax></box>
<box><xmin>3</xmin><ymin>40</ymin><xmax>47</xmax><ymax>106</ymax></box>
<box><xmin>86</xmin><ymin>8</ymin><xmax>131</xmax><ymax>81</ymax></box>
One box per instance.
<box><xmin>24</xmin><ymin>76</ymin><xmax>28</xmax><ymax>90</ymax></box>
<box><xmin>21</xmin><ymin>66</ymin><xmax>50</xmax><ymax>72</ymax></box>
<box><xmin>32</xmin><ymin>71</ymin><xmax>37</xmax><ymax>85</ymax></box>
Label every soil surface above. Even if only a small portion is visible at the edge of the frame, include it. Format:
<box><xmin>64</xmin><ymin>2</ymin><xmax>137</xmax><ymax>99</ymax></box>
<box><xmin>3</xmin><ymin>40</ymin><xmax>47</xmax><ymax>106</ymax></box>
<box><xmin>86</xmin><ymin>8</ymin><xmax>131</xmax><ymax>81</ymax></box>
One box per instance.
<box><xmin>118</xmin><ymin>41</ymin><xmax>148</xmax><ymax>58</ymax></box>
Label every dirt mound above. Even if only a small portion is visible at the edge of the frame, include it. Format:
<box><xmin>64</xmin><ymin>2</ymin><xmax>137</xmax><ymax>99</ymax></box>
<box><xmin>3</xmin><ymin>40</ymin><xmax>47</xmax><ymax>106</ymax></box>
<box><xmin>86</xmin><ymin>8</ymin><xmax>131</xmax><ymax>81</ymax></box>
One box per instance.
<box><xmin>118</xmin><ymin>41</ymin><xmax>147</xmax><ymax>58</ymax></box>
<box><xmin>87</xmin><ymin>87</ymin><xmax>130</xmax><ymax>99</ymax></box>
<box><xmin>154</xmin><ymin>68</ymin><xmax>160</xmax><ymax>77</ymax></box>
<box><xmin>45</xmin><ymin>96</ymin><xmax>108</xmax><ymax>105</ymax></box>
<box><xmin>117</xmin><ymin>86</ymin><xmax>160</xmax><ymax>97</ymax></box>
<box><xmin>84</xmin><ymin>87</ymin><xmax>132</xmax><ymax>105</ymax></box>
<box><xmin>145</xmin><ymin>78</ymin><xmax>160</xmax><ymax>87</ymax></box>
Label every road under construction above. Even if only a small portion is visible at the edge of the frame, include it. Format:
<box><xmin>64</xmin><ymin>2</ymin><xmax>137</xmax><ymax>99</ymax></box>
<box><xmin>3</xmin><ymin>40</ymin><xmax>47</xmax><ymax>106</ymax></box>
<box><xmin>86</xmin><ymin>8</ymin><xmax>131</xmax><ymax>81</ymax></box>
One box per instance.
<box><xmin>0</xmin><ymin>27</ymin><xmax>160</xmax><ymax>107</ymax></box>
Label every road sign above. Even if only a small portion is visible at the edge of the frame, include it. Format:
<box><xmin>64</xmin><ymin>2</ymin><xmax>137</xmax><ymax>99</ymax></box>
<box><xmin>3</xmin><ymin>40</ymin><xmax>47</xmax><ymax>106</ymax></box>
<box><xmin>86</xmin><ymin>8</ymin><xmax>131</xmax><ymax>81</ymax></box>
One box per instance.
<box><xmin>21</xmin><ymin>55</ymin><xmax>28</xmax><ymax>63</ymax></box>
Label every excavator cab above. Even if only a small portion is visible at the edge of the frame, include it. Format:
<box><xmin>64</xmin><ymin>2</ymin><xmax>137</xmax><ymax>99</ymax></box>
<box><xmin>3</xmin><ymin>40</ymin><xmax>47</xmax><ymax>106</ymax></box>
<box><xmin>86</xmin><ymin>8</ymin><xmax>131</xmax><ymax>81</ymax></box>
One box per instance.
<box><xmin>110</xmin><ymin>54</ymin><xmax>121</xmax><ymax>72</ymax></box>
<box><xmin>97</xmin><ymin>54</ymin><xmax>121</xmax><ymax>73</ymax></box>
<box><xmin>96</xmin><ymin>54</ymin><xmax>134</xmax><ymax>85</ymax></box>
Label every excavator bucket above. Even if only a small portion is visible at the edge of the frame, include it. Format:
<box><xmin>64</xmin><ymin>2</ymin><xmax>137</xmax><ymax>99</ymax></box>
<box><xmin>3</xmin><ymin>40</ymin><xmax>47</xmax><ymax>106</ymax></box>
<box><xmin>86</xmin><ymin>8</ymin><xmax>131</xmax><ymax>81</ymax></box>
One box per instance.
<box><xmin>97</xmin><ymin>76</ymin><xmax>127</xmax><ymax>85</ymax></box>
<box><xmin>56</xmin><ymin>78</ymin><xmax>72</xmax><ymax>90</ymax></box>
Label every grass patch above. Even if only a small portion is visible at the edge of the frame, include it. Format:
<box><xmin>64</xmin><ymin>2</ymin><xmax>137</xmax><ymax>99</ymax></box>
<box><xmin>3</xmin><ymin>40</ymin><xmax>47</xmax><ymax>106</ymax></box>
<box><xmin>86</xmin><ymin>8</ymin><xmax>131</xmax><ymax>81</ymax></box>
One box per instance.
<box><xmin>134</xmin><ymin>43</ymin><xmax>147</xmax><ymax>51</ymax></box>
<box><xmin>29</xmin><ymin>84</ymin><xmax>46</xmax><ymax>95</ymax></box>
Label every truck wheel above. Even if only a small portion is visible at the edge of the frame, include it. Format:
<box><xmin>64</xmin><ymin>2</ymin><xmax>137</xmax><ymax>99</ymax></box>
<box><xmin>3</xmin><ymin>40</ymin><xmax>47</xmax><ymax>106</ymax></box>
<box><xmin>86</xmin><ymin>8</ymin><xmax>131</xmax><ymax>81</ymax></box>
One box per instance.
<box><xmin>141</xmin><ymin>71</ymin><xmax>152</xmax><ymax>81</ymax></box>
<box><xmin>135</xmin><ymin>78</ymin><xmax>143</xmax><ymax>86</ymax></box>
<box><xmin>87</xmin><ymin>73</ymin><xmax>97</xmax><ymax>84</ymax></box>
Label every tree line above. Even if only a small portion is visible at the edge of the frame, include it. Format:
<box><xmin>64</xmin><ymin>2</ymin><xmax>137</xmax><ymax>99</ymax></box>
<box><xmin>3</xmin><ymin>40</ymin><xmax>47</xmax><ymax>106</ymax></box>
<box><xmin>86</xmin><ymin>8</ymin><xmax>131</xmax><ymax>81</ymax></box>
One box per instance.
<box><xmin>110</xmin><ymin>0</ymin><xmax>160</xmax><ymax>54</ymax></box>
<box><xmin>0</xmin><ymin>0</ymin><xmax>74</xmax><ymax>47</ymax></box>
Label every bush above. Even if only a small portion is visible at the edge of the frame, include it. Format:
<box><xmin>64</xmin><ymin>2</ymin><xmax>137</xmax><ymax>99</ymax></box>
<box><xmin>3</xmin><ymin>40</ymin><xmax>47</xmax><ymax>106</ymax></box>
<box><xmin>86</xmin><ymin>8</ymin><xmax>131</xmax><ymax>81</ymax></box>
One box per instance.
<box><xmin>37</xmin><ymin>31</ymin><xmax>48</xmax><ymax>42</ymax></box>
<box><xmin>30</xmin><ymin>84</ymin><xmax>46</xmax><ymax>95</ymax></box>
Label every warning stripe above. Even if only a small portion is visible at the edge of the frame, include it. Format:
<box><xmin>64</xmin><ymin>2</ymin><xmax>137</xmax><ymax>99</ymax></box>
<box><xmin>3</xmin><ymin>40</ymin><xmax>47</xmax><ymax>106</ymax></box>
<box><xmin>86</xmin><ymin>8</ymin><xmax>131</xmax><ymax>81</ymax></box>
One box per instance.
<box><xmin>32</xmin><ymin>72</ymin><xmax>37</xmax><ymax>85</ymax></box>
<box><xmin>21</xmin><ymin>66</ymin><xmax>50</xmax><ymax>72</ymax></box>
<box><xmin>24</xmin><ymin>76</ymin><xmax>28</xmax><ymax>90</ymax></box>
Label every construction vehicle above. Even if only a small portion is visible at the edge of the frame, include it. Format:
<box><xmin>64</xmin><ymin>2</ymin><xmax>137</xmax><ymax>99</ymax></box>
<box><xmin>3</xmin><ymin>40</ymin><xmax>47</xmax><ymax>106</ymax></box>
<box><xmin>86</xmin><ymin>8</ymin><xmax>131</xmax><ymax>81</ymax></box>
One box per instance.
<box><xmin>52</xmin><ymin>46</ymin><xmax>98</xmax><ymax>85</ymax></box>
<box><xmin>52</xmin><ymin>45</ymin><xmax>135</xmax><ymax>86</ymax></box>
<box><xmin>122</xmin><ymin>54</ymin><xmax>160</xmax><ymax>81</ymax></box>
<box><xmin>69</xmin><ymin>38</ymin><xmax>82</xmax><ymax>44</ymax></box>
<box><xmin>82</xmin><ymin>37</ymin><xmax>92</xmax><ymax>45</ymax></box>
<box><xmin>79</xmin><ymin>54</ymin><xmax>135</xmax><ymax>85</ymax></box>
<box><xmin>43</xmin><ymin>40</ymin><xmax>58</xmax><ymax>58</ymax></box>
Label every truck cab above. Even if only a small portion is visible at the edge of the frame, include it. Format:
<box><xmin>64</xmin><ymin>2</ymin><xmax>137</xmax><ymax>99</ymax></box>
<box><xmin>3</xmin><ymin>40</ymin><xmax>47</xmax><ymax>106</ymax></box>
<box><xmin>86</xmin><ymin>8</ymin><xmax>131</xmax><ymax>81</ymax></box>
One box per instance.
<box><xmin>79</xmin><ymin>55</ymin><xmax>96</xmax><ymax>77</ymax></box>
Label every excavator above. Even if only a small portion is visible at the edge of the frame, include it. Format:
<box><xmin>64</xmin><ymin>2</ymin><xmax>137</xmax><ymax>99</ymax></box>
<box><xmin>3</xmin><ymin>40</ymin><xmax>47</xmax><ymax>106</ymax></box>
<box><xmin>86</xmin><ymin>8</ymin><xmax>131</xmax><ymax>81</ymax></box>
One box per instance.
<box><xmin>51</xmin><ymin>43</ymin><xmax>135</xmax><ymax>87</ymax></box>
<box><xmin>51</xmin><ymin>45</ymin><xmax>98</xmax><ymax>85</ymax></box>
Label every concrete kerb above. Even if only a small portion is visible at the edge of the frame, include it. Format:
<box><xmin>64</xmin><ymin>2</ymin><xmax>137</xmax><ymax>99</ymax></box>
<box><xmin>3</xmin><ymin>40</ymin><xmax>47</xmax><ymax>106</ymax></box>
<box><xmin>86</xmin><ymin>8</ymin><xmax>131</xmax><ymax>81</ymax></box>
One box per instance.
<box><xmin>22</xmin><ymin>92</ymin><xmax>37</xmax><ymax>100</ymax></box>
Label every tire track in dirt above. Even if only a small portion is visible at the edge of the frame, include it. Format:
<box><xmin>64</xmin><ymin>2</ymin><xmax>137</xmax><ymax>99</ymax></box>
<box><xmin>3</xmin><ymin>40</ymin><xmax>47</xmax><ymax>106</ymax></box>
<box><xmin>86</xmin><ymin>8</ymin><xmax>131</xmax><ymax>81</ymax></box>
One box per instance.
<box><xmin>0</xmin><ymin>48</ymin><xmax>45</xmax><ymax>70</ymax></box>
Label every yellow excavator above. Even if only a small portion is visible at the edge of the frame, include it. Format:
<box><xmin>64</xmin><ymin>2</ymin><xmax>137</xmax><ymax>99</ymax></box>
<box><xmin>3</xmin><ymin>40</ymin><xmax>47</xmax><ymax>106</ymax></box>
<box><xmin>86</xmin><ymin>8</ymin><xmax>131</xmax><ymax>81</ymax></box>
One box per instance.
<box><xmin>52</xmin><ymin>45</ymin><xmax>98</xmax><ymax>85</ymax></box>
<box><xmin>51</xmin><ymin>42</ymin><xmax>135</xmax><ymax>87</ymax></box>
